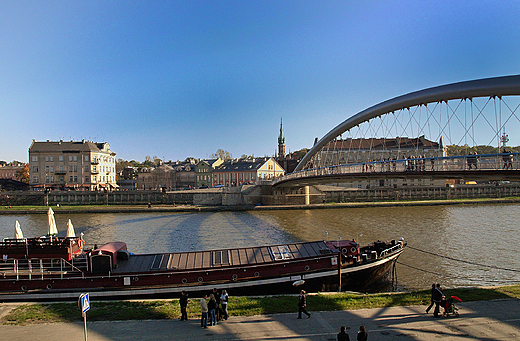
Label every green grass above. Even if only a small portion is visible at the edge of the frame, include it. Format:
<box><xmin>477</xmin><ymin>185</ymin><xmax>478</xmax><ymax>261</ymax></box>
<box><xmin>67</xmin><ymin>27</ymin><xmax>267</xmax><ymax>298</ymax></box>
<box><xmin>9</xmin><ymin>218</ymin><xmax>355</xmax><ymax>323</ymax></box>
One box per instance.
<box><xmin>2</xmin><ymin>285</ymin><xmax>519</xmax><ymax>325</ymax></box>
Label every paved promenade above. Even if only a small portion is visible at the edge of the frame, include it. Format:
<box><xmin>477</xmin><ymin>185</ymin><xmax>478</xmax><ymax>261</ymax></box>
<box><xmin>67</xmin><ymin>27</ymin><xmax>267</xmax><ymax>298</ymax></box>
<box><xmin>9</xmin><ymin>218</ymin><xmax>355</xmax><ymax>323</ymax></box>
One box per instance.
<box><xmin>1</xmin><ymin>299</ymin><xmax>519</xmax><ymax>340</ymax></box>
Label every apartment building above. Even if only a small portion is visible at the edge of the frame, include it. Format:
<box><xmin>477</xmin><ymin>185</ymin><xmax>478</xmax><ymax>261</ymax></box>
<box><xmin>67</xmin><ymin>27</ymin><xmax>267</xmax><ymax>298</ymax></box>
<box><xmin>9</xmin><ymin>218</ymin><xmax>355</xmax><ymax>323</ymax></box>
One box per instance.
<box><xmin>28</xmin><ymin>140</ymin><xmax>117</xmax><ymax>190</ymax></box>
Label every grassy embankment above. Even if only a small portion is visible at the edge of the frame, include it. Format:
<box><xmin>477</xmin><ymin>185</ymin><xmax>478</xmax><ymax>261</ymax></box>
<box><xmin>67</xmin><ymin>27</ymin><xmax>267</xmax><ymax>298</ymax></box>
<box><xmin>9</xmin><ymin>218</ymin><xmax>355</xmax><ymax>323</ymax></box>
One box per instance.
<box><xmin>3</xmin><ymin>285</ymin><xmax>520</xmax><ymax>325</ymax></box>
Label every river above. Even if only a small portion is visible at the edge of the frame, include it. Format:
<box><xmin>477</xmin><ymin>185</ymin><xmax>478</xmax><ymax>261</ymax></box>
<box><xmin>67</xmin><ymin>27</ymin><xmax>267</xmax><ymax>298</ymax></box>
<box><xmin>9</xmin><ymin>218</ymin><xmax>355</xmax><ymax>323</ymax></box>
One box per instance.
<box><xmin>1</xmin><ymin>203</ymin><xmax>519</xmax><ymax>291</ymax></box>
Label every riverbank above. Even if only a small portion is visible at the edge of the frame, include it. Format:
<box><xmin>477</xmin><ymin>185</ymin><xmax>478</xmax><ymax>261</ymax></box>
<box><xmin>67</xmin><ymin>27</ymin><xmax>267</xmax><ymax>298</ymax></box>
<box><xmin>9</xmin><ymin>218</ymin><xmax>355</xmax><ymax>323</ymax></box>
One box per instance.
<box><xmin>1</xmin><ymin>196</ymin><xmax>520</xmax><ymax>214</ymax></box>
<box><xmin>2</xmin><ymin>285</ymin><xmax>519</xmax><ymax>325</ymax></box>
<box><xmin>3</xmin><ymin>298</ymin><xmax>520</xmax><ymax>341</ymax></box>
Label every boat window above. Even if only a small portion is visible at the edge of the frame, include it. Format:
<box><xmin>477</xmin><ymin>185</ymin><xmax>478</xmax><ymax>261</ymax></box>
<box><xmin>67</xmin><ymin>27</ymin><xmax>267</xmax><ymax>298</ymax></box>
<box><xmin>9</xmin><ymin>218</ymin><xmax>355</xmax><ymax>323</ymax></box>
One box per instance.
<box><xmin>151</xmin><ymin>254</ymin><xmax>163</xmax><ymax>270</ymax></box>
<box><xmin>212</xmin><ymin>250</ymin><xmax>230</xmax><ymax>265</ymax></box>
<box><xmin>269</xmin><ymin>245</ymin><xmax>292</xmax><ymax>260</ymax></box>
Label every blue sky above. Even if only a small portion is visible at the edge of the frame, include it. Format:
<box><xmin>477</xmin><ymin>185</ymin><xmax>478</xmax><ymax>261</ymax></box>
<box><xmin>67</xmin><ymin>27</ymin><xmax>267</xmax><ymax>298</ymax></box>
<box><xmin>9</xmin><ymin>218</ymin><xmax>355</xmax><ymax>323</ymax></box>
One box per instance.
<box><xmin>1</xmin><ymin>1</ymin><xmax>519</xmax><ymax>162</ymax></box>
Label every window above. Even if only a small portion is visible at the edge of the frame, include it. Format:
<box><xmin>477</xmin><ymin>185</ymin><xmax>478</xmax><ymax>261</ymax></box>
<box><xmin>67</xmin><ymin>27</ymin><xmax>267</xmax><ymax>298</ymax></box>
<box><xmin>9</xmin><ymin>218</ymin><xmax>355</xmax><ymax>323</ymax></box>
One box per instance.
<box><xmin>84</xmin><ymin>166</ymin><xmax>89</xmax><ymax>172</ymax></box>
<box><xmin>50</xmin><ymin>166</ymin><xmax>54</xmax><ymax>172</ymax></box>
<box><xmin>73</xmin><ymin>155</ymin><xmax>78</xmax><ymax>162</ymax></box>
<box><xmin>69</xmin><ymin>166</ymin><xmax>73</xmax><ymax>172</ymax></box>
<box><xmin>50</xmin><ymin>156</ymin><xmax>54</xmax><ymax>162</ymax></box>
<box><xmin>45</xmin><ymin>156</ymin><xmax>49</xmax><ymax>162</ymax></box>
<box><xmin>59</xmin><ymin>156</ymin><xmax>63</xmax><ymax>161</ymax></box>
<box><xmin>85</xmin><ymin>176</ymin><xmax>89</xmax><ymax>183</ymax></box>
<box><xmin>69</xmin><ymin>156</ymin><xmax>73</xmax><ymax>162</ymax></box>
<box><xmin>50</xmin><ymin>176</ymin><xmax>54</xmax><ymax>183</ymax></box>
<box><xmin>32</xmin><ymin>176</ymin><xmax>38</xmax><ymax>183</ymax></box>
<box><xmin>31</xmin><ymin>156</ymin><xmax>38</xmax><ymax>162</ymax></box>
<box><xmin>84</xmin><ymin>155</ymin><xmax>89</xmax><ymax>161</ymax></box>
<box><xmin>69</xmin><ymin>176</ymin><xmax>73</xmax><ymax>182</ymax></box>
<box><xmin>45</xmin><ymin>166</ymin><xmax>49</xmax><ymax>172</ymax></box>
<box><xmin>32</xmin><ymin>166</ymin><xmax>38</xmax><ymax>172</ymax></box>
<box><xmin>270</xmin><ymin>245</ymin><xmax>292</xmax><ymax>260</ymax></box>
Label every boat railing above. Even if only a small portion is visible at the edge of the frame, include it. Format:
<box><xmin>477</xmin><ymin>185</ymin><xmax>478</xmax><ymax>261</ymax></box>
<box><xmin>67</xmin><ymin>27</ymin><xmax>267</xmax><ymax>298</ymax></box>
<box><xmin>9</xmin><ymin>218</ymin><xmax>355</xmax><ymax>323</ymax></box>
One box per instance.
<box><xmin>0</xmin><ymin>257</ymin><xmax>88</xmax><ymax>280</ymax></box>
<box><xmin>379</xmin><ymin>242</ymin><xmax>404</xmax><ymax>258</ymax></box>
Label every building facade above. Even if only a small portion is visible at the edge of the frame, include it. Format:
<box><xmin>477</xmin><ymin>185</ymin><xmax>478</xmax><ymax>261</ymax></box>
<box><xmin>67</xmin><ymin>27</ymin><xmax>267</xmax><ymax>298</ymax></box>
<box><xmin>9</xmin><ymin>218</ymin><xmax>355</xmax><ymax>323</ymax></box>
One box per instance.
<box><xmin>195</xmin><ymin>158</ymin><xmax>223</xmax><ymax>188</ymax></box>
<box><xmin>28</xmin><ymin>140</ymin><xmax>117</xmax><ymax>190</ymax></box>
<box><xmin>137</xmin><ymin>161</ymin><xmax>197</xmax><ymax>190</ymax></box>
<box><xmin>0</xmin><ymin>164</ymin><xmax>24</xmax><ymax>181</ymax></box>
<box><xmin>212</xmin><ymin>157</ymin><xmax>285</xmax><ymax>187</ymax></box>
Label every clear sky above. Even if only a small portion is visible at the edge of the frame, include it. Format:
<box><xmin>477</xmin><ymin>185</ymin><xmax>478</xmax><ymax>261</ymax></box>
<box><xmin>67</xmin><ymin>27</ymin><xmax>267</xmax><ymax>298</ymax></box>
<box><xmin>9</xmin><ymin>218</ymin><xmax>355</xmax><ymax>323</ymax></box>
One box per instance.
<box><xmin>1</xmin><ymin>1</ymin><xmax>519</xmax><ymax>163</ymax></box>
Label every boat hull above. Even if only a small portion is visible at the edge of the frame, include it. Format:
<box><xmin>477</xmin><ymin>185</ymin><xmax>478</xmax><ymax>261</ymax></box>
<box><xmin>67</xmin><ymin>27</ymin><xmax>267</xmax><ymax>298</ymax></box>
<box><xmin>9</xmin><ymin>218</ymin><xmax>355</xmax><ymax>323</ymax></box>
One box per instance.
<box><xmin>0</xmin><ymin>248</ymin><xmax>403</xmax><ymax>302</ymax></box>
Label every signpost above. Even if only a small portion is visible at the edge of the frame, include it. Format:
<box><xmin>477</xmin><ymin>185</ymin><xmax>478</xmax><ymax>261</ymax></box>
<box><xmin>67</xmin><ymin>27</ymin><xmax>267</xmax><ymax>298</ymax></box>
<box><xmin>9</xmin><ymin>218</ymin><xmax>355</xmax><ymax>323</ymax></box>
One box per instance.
<box><xmin>79</xmin><ymin>293</ymin><xmax>90</xmax><ymax>341</ymax></box>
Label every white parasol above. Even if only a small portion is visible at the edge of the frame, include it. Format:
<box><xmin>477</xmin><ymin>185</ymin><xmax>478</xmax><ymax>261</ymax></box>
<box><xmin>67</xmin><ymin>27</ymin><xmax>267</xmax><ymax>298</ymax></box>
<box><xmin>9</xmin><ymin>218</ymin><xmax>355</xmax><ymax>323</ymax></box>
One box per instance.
<box><xmin>66</xmin><ymin>219</ymin><xmax>76</xmax><ymax>238</ymax></box>
<box><xmin>14</xmin><ymin>221</ymin><xmax>24</xmax><ymax>239</ymax></box>
<box><xmin>47</xmin><ymin>207</ymin><xmax>58</xmax><ymax>236</ymax></box>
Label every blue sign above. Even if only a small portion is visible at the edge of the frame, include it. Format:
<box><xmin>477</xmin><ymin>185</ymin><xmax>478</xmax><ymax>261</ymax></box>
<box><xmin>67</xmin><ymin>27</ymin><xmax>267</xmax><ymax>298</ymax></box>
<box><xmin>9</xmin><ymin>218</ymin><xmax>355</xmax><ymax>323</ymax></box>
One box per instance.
<box><xmin>80</xmin><ymin>293</ymin><xmax>90</xmax><ymax>314</ymax></box>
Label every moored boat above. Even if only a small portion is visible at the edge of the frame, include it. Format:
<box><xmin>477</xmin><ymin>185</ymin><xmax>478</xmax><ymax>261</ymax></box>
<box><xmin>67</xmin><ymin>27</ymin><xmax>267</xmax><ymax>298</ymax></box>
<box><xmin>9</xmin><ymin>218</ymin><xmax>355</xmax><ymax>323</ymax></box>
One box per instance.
<box><xmin>0</xmin><ymin>223</ymin><xmax>405</xmax><ymax>301</ymax></box>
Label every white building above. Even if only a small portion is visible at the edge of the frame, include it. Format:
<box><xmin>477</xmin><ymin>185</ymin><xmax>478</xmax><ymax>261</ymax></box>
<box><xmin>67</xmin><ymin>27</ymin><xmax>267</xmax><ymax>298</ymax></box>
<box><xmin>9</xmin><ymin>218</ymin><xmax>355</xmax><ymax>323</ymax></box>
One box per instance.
<box><xmin>28</xmin><ymin>140</ymin><xmax>117</xmax><ymax>191</ymax></box>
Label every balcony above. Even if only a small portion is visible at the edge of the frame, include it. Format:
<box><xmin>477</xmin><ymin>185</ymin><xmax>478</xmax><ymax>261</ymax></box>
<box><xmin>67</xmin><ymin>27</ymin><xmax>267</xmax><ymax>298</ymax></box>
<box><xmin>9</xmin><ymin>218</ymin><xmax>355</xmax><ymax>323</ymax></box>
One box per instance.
<box><xmin>55</xmin><ymin>170</ymin><xmax>66</xmax><ymax>175</ymax></box>
<box><xmin>91</xmin><ymin>160</ymin><xmax>99</xmax><ymax>165</ymax></box>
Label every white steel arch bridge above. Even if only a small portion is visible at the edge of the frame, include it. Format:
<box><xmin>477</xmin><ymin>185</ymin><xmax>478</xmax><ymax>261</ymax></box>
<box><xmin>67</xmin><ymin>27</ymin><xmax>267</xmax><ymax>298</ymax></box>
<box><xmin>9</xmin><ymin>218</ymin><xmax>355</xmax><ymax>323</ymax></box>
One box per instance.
<box><xmin>274</xmin><ymin>75</ymin><xmax>520</xmax><ymax>187</ymax></box>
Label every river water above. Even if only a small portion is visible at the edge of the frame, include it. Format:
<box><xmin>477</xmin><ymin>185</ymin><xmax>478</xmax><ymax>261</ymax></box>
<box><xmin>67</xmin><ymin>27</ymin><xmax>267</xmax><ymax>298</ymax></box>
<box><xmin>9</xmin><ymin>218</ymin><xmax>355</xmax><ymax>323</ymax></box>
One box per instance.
<box><xmin>1</xmin><ymin>204</ymin><xmax>519</xmax><ymax>291</ymax></box>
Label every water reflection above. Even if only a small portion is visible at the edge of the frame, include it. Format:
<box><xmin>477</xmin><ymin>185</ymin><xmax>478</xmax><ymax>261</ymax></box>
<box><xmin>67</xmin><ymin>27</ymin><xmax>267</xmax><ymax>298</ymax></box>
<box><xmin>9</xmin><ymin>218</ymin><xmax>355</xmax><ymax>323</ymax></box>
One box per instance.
<box><xmin>1</xmin><ymin>204</ymin><xmax>518</xmax><ymax>291</ymax></box>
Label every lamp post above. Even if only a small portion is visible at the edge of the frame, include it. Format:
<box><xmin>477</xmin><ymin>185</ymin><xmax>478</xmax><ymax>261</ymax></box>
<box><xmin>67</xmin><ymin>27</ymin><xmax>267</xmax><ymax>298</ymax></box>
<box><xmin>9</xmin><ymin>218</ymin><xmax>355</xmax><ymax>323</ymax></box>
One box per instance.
<box><xmin>356</xmin><ymin>233</ymin><xmax>363</xmax><ymax>246</ymax></box>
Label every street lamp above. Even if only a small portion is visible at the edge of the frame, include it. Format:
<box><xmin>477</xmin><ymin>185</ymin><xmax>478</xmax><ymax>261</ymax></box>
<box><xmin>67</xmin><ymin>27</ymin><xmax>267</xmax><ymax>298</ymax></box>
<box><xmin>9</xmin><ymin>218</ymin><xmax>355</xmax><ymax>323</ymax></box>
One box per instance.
<box><xmin>356</xmin><ymin>233</ymin><xmax>363</xmax><ymax>246</ymax></box>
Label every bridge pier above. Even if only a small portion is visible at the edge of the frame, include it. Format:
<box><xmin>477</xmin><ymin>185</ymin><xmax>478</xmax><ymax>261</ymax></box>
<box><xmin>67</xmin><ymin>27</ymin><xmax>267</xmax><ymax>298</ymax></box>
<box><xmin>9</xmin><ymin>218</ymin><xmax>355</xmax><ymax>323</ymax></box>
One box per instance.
<box><xmin>304</xmin><ymin>186</ymin><xmax>310</xmax><ymax>205</ymax></box>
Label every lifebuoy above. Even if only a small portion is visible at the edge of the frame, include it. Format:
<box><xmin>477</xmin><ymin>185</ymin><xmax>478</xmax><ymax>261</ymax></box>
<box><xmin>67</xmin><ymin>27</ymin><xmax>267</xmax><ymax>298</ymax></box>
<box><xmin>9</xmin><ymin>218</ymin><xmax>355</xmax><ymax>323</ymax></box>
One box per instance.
<box><xmin>351</xmin><ymin>247</ymin><xmax>357</xmax><ymax>253</ymax></box>
<box><xmin>78</xmin><ymin>239</ymin><xmax>85</xmax><ymax>248</ymax></box>
<box><xmin>341</xmin><ymin>248</ymin><xmax>348</xmax><ymax>255</ymax></box>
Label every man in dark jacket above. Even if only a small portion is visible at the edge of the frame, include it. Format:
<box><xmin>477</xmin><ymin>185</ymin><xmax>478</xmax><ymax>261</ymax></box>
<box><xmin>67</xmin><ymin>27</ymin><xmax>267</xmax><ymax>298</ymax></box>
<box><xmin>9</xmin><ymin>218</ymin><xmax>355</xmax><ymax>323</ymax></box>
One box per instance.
<box><xmin>433</xmin><ymin>283</ymin><xmax>444</xmax><ymax>317</ymax></box>
<box><xmin>297</xmin><ymin>290</ymin><xmax>311</xmax><ymax>319</ymax></box>
<box><xmin>180</xmin><ymin>290</ymin><xmax>189</xmax><ymax>321</ymax></box>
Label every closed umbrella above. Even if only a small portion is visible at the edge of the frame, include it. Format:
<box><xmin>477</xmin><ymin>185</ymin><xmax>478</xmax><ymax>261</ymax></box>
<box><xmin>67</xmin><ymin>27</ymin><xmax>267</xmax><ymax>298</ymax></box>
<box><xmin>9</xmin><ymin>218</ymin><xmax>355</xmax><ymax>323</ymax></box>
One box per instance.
<box><xmin>14</xmin><ymin>221</ymin><xmax>24</xmax><ymax>239</ymax></box>
<box><xmin>66</xmin><ymin>219</ymin><xmax>76</xmax><ymax>238</ymax></box>
<box><xmin>47</xmin><ymin>207</ymin><xmax>58</xmax><ymax>236</ymax></box>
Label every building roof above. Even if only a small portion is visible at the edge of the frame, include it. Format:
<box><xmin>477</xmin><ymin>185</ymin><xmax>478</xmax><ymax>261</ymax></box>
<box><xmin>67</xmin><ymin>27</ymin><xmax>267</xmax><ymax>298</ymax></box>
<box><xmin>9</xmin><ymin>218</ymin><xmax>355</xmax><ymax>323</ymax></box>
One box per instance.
<box><xmin>29</xmin><ymin>140</ymin><xmax>115</xmax><ymax>155</ymax></box>
<box><xmin>213</xmin><ymin>158</ymin><xmax>270</xmax><ymax>173</ymax></box>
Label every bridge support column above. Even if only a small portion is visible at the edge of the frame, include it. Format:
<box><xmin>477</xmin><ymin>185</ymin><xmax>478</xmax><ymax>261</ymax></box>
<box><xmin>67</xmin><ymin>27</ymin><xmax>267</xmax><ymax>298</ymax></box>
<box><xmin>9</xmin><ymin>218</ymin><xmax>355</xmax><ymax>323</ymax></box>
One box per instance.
<box><xmin>304</xmin><ymin>186</ymin><xmax>310</xmax><ymax>205</ymax></box>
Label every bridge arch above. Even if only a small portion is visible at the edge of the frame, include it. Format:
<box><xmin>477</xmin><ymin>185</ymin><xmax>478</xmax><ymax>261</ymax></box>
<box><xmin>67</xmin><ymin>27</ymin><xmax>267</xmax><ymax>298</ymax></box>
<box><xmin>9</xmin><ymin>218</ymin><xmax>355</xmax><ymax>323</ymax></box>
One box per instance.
<box><xmin>295</xmin><ymin>75</ymin><xmax>520</xmax><ymax>172</ymax></box>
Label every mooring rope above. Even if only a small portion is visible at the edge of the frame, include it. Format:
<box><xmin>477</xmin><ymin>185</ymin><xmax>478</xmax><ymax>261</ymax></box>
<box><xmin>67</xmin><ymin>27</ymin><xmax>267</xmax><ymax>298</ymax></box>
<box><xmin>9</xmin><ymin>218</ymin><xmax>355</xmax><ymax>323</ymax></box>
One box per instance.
<box><xmin>406</xmin><ymin>245</ymin><xmax>520</xmax><ymax>273</ymax></box>
<box><xmin>397</xmin><ymin>261</ymin><xmax>520</xmax><ymax>283</ymax></box>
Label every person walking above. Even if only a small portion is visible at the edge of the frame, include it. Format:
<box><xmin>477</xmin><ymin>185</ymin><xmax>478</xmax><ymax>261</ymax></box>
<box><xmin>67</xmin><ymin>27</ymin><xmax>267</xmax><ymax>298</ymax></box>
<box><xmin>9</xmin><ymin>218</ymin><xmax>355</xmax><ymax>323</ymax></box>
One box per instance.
<box><xmin>337</xmin><ymin>326</ymin><xmax>350</xmax><ymax>341</ymax></box>
<box><xmin>433</xmin><ymin>283</ymin><xmax>444</xmax><ymax>317</ymax></box>
<box><xmin>297</xmin><ymin>290</ymin><xmax>311</xmax><ymax>319</ymax></box>
<box><xmin>200</xmin><ymin>295</ymin><xmax>208</xmax><ymax>328</ymax></box>
<box><xmin>180</xmin><ymin>290</ymin><xmax>189</xmax><ymax>321</ymax></box>
<box><xmin>208</xmin><ymin>294</ymin><xmax>217</xmax><ymax>326</ymax></box>
<box><xmin>220</xmin><ymin>289</ymin><xmax>229</xmax><ymax>320</ymax></box>
<box><xmin>426</xmin><ymin>283</ymin><xmax>435</xmax><ymax>313</ymax></box>
<box><xmin>357</xmin><ymin>325</ymin><xmax>367</xmax><ymax>341</ymax></box>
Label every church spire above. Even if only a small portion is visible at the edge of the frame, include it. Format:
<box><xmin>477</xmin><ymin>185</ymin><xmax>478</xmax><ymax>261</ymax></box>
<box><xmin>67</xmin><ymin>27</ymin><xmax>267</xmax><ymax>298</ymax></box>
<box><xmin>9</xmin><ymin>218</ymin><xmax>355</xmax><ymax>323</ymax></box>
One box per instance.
<box><xmin>278</xmin><ymin>118</ymin><xmax>286</xmax><ymax>158</ymax></box>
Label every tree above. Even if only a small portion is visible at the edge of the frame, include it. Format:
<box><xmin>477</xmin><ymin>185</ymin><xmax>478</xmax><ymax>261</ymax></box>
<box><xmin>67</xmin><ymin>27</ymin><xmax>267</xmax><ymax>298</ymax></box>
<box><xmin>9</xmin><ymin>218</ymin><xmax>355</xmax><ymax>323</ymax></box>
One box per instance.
<box><xmin>291</xmin><ymin>148</ymin><xmax>309</xmax><ymax>160</ymax></box>
<box><xmin>211</xmin><ymin>149</ymin><xmax>233</xmax><ymax>160</ymax></box>
<box><xmin>16</xmin><ymin>164</ymin><xmax>29</xmax><ymax>183</ymax></box>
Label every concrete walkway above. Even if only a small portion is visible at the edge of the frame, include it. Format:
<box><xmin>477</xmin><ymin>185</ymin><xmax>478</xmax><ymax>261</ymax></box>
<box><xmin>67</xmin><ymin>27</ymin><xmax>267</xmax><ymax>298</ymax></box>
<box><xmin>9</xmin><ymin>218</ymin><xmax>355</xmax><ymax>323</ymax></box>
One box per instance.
<box><xmin>1</xmin><ymin>299</ymin><xmax>519</xmax><ymax>340</ymax></box>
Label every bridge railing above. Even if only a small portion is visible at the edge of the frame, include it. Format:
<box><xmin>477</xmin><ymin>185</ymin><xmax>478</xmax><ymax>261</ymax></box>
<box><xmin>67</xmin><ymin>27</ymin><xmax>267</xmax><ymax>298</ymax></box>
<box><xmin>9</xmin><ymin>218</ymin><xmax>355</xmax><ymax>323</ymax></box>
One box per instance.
<box><xmin>274</xmin><ymin>152</ymin><xmax>519</xmax><ymax>184</ymax></box>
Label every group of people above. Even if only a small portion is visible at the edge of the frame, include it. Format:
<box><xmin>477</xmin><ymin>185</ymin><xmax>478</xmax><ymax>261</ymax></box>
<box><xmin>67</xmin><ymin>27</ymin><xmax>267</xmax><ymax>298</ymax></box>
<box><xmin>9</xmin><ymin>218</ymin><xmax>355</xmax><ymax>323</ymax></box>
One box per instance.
<box><xmin>337</xmin><ymin>325</ymin><xmax>368</xmax><ymax>341</ymax></box>
<box><xmin>426</xmin><ymin>283</ymin><xmax>444</xmax><ymax>317</ymax></box>
<box><xmin>199</xmin><ymin>288</ymin><xmax>229</xmax><ymax>328</ymax></box>
<box><xmin>178</xmin><ymin>288</ymin><xmax>229</xmax><ymax>328</ymax></box>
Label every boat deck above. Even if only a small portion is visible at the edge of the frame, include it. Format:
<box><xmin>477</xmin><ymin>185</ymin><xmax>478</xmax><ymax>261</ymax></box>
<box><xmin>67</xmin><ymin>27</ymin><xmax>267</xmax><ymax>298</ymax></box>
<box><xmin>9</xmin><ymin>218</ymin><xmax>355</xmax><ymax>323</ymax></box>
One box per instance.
<box><xmin>112</xmin><ymin>241</ymin><xmax>332</xmax><ymax>274</ymax></box>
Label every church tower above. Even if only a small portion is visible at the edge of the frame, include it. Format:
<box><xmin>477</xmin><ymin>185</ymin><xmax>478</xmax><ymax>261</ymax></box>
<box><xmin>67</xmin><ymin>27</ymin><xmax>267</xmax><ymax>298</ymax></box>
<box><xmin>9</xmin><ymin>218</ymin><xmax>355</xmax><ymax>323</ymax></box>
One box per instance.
<box><xmin>278</xmin><ymin>118</ymin><xmax>286</xmax><ymax>158</ymax></box>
